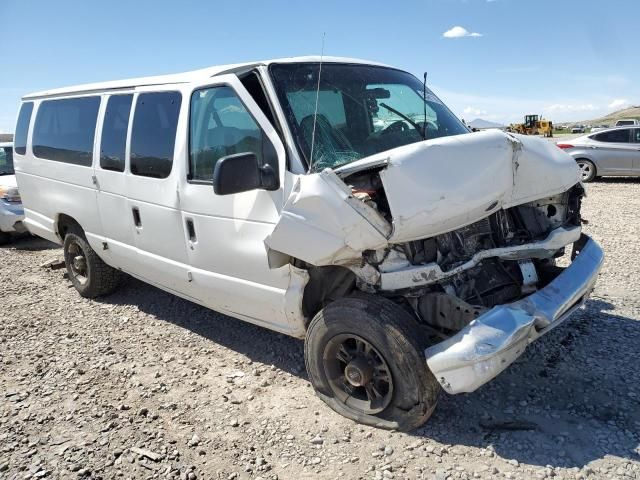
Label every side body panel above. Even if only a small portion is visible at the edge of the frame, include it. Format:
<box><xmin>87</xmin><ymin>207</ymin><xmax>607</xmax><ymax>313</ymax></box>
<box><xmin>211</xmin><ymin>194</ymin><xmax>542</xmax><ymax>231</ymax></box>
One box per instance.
<box><xmin>14</xmin><ymin>96</ymin><xmax>102</xmax><ymax>249</ymax></box>
<box><xmin>591</xmin><ymin>139</ymin><xmax>634</xmax><ymax>174</ymax></box>
<box><xmin>93</xmin><ymin>92</ymin><xmax>137</xmax><ymax>268</ymax></box>
<box><xmin>177</xmin><ymin>75</ymin><xmax>303</xmax><ymax>336</ymax></box>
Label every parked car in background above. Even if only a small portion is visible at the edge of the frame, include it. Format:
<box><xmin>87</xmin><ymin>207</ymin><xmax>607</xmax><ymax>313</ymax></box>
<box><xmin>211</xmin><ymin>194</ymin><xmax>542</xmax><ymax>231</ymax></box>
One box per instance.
<box><xmin>557</xmin><ymin>126</ymin><xmax>640</xmax><ymax>181</ymax></box>
<box><xmin>571</xmin><ymin>125</ymin><xmax>586</xmax><ymax>134</ymax></box>
<box><xmin>590</xmin><ymin>124</ymin><xmax>610</xmax><ymax>133</ymax></box>
<box><xmin>0</xmin><ymin>142</ymin><xmax>27</xmax><ymax>244</ymax></box>
<box><xmin>615</xmin><ymin>119</ymin><xmax>640</xmax><ymax>127</ymax></box>
<box><xmin>14</xmin><ymin>57</ymin><xmax>603</xmax><ymax>430</ymax></box>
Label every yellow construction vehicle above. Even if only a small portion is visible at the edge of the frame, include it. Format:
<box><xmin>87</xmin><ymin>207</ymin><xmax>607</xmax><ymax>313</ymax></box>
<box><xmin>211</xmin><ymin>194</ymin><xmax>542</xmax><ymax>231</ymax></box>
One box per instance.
<box><xmin>508</xmin><ymin>114</ymin><xmax>554</xmax><ymax>137</ymax></box>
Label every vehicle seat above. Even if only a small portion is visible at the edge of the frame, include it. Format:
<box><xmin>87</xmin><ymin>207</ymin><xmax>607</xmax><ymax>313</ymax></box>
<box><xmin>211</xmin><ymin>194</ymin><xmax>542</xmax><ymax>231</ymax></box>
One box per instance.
<box><xmin>299</xmin><ymin>114</ymin><xmax>358</xmax><ymax>169</ymax></box>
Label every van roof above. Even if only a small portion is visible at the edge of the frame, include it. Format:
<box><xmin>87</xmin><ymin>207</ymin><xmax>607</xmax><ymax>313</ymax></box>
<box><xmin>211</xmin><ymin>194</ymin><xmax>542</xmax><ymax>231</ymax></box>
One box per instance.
<box><xmin>23</xmin><ymin>56</ymin><xmax>390</xmax><ymax>100</ymax></box>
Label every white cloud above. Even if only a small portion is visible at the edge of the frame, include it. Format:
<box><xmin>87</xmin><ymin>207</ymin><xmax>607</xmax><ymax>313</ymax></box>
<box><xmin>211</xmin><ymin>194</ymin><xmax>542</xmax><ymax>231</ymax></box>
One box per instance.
<box><xmin>463</xmin><ymin>106</ymin><xmax>487</xmax><ymax>116</ymax></box>
<box><xmin>608</xmin><ymin>99</ymin><xmax>629</xmax><ymax>110</ymax></box>
<box><xmin>432</xmin><ymin>85</ymin><xmax>623</xmax><ymax>124</ymax></box>
<box><xmin>545</xmin><ymin>104</ymin><xmax>597</xmax><ymax>113</ymax></box>
<box><xmin>443</xmin><ymin>26</ymin><xmax>483</xmax><ymax>38</ymax></box>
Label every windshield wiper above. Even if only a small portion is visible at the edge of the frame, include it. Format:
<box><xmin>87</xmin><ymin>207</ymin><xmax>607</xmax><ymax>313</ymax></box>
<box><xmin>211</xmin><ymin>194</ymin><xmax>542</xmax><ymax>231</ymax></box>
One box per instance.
<box><xmin>379</xmin><ymin>103</ymin><xmax>425</xmax><ymax>139</ymax></box>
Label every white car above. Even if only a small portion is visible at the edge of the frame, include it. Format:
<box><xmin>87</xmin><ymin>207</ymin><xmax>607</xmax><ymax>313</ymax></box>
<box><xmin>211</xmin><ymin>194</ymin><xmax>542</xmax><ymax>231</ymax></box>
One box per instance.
<box><xmin>615</xmin><ymin>119</ymin><xmax>640</xmax><ymax>127</ymax></box>
<box><xmin>14</xmin><ymin>57</ymin><xmax>603</xmax><ymax>430</ymax></box>
<box><xmin>557</xmin><ymin>126</ymin><xmax>640</xmax><ymax>181</ymax></box>
<box><xmin>0</xmin><ymin>142</ymin><xmax>26</xmax><ymax>244</ymax></box>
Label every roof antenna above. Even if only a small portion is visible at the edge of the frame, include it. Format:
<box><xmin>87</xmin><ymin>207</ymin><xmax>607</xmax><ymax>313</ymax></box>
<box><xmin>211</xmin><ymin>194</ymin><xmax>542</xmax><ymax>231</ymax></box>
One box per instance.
<box><xmin>308</xmin><ymin>32</ymin><xmax>326</xmax><ymax>173</ymax></box>
<box><xmin>423</xmin><ymin>71</ymin><xmax>428</xmax><ymax>140</ymax></box>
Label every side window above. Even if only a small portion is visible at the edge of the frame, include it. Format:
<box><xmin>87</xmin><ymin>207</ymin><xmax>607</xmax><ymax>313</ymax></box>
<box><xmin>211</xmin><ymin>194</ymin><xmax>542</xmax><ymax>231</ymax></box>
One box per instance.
<box><xmin>594</xmin><ymin>129</ymin><xmax>630</xmax><ymax>143</ymax></box>
<box><xmin>632</xmin><ymin>129</ymin><xmax>640</xmax><ymax>143</ymax></box>
<box><xmin>100</xmin><ymin>94</ymin><xmax>133</xmax><ymax>172</ymax></box>
<box><xmin>189</xmin><ymin>86</ymin><xmax>266</xmax><ymax>181</ymax></box>
<box><xmin>14</xmin><ymin>102</ymin><xmax>34</xmax><ymax>155</ymax></box>
<box><xmin>130</xmin><ymin>92</ymin><xmax>181</xmax><ymax>179</ymax></box>
<box><xmin>33</xmin><ymin>97</ymin><xmax>100</xmax><ymax>166</ymax></box>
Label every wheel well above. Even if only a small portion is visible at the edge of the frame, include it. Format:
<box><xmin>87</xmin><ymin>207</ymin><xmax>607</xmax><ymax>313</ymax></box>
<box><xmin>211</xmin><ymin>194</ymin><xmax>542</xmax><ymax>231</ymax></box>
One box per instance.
<box><xmin>56</xmin><ymin>214</ymin><xmax>83</xmax><ymax>240</ymax></box>
<box><xmin>302</xmin><ymin>266</ymin><xmax>356</xmax><ymax>323</ymax></box>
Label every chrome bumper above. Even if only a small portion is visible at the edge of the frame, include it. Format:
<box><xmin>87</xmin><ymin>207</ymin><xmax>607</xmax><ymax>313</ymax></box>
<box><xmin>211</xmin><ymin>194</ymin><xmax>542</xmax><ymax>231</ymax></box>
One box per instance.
<box><xmin>0</xmin><ymin>201</ymin><xmax>25</xmax><ymax>233</ymax></box>
<box><xmin>424</xmin><ymin>235</ymin><xmax>604</xmax><ymax>394</ymax></box>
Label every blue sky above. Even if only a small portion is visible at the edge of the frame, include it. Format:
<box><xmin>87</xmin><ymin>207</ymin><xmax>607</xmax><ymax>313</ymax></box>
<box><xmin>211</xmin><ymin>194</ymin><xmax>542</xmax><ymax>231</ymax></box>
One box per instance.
<box><xmin>1</xmin><ymin>0</ymin><xmax>638</xmax><ymax>132</ymax></box>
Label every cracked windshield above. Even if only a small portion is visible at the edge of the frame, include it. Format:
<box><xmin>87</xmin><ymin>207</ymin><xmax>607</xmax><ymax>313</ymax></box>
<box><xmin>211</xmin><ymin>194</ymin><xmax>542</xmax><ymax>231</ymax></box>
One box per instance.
<box><xmin>270</xmin><ymin>63</ymin><xmax>468</xmax><ymax>171</ymax></box>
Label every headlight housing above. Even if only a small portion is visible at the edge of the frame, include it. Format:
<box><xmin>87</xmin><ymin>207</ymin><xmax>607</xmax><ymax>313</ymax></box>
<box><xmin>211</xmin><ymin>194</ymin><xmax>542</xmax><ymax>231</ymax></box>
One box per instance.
<box><xmin>0</xmin><ymin>185</ymin><xmax>21</xmax><ymax>203</ymax></box>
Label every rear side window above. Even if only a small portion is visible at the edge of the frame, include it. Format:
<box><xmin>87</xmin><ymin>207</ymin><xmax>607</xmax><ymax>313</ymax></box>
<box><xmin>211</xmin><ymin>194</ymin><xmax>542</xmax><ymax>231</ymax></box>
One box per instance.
<box><xmin>33</xmin><ymin>97</ymin><xmax>100</xmax><ymax>166</ymax></box>
<box><xmin>593</xmin><ymin>129</ymin><xmax>630</xmax><ymax>143</ymax></box>
<box><xmin>100</xmin><ymin>94</ymin><xmax>133</xmax><ymax>172</ymax></box>
<box><xmin>14</xmin><ymin>102</ymin><xmax>34</xmax><ymax>155</ymax></box>
<box><xmin>130</xmin><ymin>92</ymin><xmax>181</xmax><ymax>179</ymax></box>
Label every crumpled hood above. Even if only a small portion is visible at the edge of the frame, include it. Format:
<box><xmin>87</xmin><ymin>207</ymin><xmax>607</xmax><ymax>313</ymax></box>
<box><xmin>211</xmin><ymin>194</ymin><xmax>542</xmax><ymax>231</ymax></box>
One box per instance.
<box><xmin>266</xmin><ymin>130</ymin><xmax>580</xmax><ymax>266</ymax></box>
<box><xmin>371</xmin><ymin>130</ymin><xmax>580</xmax><ymax>243</ymax></box>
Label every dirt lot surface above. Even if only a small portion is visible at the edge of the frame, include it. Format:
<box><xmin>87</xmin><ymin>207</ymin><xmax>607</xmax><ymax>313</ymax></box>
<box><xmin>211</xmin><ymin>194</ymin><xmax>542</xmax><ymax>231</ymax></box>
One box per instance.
<box><xmin>1</xmin><ymin>179</ymin><xmax>640</xmax><ymax>480</ymax></box>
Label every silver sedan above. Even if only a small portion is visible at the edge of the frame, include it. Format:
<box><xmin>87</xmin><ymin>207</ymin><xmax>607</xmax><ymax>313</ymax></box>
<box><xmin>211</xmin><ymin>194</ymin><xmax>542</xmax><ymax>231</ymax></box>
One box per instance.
<box><xmin>557</xmin><ymin>127</ymin><xmax>640</xmax><ymax>181</ymax></box>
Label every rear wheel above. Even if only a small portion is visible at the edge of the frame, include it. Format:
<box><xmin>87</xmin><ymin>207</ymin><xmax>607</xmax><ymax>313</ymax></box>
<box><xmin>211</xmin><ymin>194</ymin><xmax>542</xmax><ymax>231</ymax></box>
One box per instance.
<box><xmin>305</xmin><ymin>294</ymin><xmax>440</xmax><ymax>431</ymax></box>
<box><xmin>63</xmin><ymin>228</ymin><xmax>123</xmax><ymax>298</ymax></box>
<box><xmin>576</xmin><ymin>159</ymin><xmax>596</xmax><ymax>182</ymax></box>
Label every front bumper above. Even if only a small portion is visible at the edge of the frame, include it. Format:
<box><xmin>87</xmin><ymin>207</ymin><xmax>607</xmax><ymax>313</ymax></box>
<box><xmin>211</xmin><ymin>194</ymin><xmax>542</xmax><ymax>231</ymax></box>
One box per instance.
<box><xmin>424</xmin><ymin>235</ymin><xmax>604</xmax><ymax>394</ymax></box>
<box><xmin>0</xmin><ymin>201</ymin><xmax>26</xmax><ymax>233</ymax></box>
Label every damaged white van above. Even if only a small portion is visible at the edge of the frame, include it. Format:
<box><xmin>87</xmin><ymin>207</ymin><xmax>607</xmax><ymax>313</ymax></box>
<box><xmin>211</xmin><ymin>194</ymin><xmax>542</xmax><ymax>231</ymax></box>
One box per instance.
<box><xmin>15</xmin><ymin>57</ymin><xmax>603</xmax><ymax>430</ymax></box>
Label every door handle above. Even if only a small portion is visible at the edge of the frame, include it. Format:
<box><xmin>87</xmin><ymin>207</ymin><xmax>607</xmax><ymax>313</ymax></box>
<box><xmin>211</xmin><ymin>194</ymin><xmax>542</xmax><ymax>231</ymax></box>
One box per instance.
<box><xmin>132</xmin><ymin>207</ymin><xmax>142</xmax><ymax>227</ymax></box>
<box><xmin>186</xmin><ymin>219</ymin><xmax>197</xmax><ymax>243</ymax></box>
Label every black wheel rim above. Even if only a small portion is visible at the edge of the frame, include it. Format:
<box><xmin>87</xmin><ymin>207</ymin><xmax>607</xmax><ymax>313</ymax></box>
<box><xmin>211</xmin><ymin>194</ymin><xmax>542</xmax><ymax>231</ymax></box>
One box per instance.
<box><xmin>67</xmin><ymin>240</ymin><xmax>88</xmax><ymax>286</ymax></box>
<box><xmin>323</xmin><ymin>334</ymin><xmax>394</xmax><ymax>414</ymax></box>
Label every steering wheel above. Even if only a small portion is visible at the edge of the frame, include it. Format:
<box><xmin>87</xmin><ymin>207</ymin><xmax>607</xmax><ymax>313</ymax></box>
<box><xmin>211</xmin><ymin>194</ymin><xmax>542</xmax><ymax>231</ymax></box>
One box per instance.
<box><xmin>381</xmin><ymin>120</ymin><xmax>410</xmax><ymax>135</ymax></box>
<box><xmin>417</xmin><ymin>119</ymin><xmax>439</xmax><ymax>134</ymax></box>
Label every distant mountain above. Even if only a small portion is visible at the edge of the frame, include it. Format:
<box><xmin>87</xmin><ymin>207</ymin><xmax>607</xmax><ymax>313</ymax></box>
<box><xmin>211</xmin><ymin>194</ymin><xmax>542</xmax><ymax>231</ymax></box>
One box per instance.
<box><xmin>467</xmin><ymin>118</ymin><xmax>505</xmax><ymax>130</ymax></box>
<box><xmin>567</xmin><ymin>106</ymin><xmax>640</xmax><ymax>127</ymax></box>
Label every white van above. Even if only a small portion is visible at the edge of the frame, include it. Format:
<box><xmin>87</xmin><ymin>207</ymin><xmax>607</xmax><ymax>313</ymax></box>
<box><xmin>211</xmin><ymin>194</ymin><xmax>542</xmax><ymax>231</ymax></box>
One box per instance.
<box><xmin>14</xmin><ymin>57</ymin><xmax>603</xmax><ymax>430</ymax></box>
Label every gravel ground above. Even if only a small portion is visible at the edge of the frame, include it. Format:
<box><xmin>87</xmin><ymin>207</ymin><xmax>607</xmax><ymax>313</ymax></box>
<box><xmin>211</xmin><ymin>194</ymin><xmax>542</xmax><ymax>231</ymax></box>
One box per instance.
<box><xmin>1</xmin><ymin>179</ymin><xmax>639</xmax><ymax>480</ymax></box>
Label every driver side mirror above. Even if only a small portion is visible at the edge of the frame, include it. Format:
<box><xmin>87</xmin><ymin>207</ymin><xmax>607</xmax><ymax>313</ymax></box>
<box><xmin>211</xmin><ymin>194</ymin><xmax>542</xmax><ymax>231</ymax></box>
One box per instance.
<box><xmin>212</xmin><ymin>152</ymin><xmax>279</xmax><ymax>195</ymax></box>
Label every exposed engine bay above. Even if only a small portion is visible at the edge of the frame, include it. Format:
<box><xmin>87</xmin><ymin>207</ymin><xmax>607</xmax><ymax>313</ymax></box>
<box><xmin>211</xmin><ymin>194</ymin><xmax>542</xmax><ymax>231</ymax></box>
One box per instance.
<box><xmin>340</xmin><ymin>169</ymin><xmax>585</xmax><ymax>335</ymax></box>
<box><xmin>266</xmin><ymin>129</ymin><xmax>591</xmax><ymax>339</ymax></box>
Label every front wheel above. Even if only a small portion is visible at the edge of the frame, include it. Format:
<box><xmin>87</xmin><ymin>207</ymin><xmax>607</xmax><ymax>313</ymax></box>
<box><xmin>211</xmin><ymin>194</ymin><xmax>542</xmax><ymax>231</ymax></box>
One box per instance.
<box><xmin>63</xmin><ymin>228</ymin><xmax>123</xmax><ymax>298</ymax></box>
<box><xmin>305</xmin><ymin>294</ymin><xmax>440</xmax><ymax>431</ymax></box>
<box><xmin>576</xmin><ymin>159</ymin><xmax>596</xmax><ymax>182</ymax></box>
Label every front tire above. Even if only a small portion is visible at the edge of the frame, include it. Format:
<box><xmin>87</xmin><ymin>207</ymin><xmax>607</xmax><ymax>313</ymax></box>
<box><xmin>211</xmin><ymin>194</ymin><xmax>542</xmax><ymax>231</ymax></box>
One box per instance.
<box><xmin>576</xmin><ymin>159</ymin><xmax>596</xmax><ymax>182</ymax></box>
<box><xmin>305</xmin><ymin>294</ymin><xmax>440</xmax><ymax>431</ymax></box>
<box><xmin>63</xmin><ymin>228</ymin><xmax>123</xmax><ymax>298</ymax></box>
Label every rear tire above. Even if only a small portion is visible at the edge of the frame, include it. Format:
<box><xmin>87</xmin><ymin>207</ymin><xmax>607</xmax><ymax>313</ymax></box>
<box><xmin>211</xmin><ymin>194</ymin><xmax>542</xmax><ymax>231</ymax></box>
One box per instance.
<box><xmin>576</xmin><ymin>159</ymin><xmax>596</xmax><ymax>182</ymax></box>
<box><xmin>63</xmin><ymin>227</ymin><xmax>123</xmax><ymax>298</ymax></box>
<box><xmin>0</xmin><ymin>231</ymin><xmax>11</xmax><ymax>245</ymax></box>
<box><xmin>305</xmin><ymin>294</ymin><xmax>440</xmax><ymax>431</ymax></box>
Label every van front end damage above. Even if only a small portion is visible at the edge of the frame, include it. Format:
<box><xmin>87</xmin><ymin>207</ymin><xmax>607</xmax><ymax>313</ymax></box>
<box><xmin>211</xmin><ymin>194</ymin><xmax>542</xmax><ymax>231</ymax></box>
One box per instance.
<box><xmin>424</xmin><ymin>234</ymin><xmax>603</xmax><ymax>394</ymax></box>
<box><xmin>266</xmin><ymin>130</ymin><xmax>603</xmax><ymax>395</ymax></box>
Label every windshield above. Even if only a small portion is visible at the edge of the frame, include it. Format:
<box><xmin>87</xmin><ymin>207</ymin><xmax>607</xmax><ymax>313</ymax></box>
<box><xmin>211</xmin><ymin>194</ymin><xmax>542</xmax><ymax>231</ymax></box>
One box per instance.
<box><xmin>269</xmin><ymin>63</ymin><xmax>469</xmax><ymax>172</ymax></box>
<box><xmin>0</xmin><ymin>147</ymin><xmax>14</xmax><ymax>175</ymax></box>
